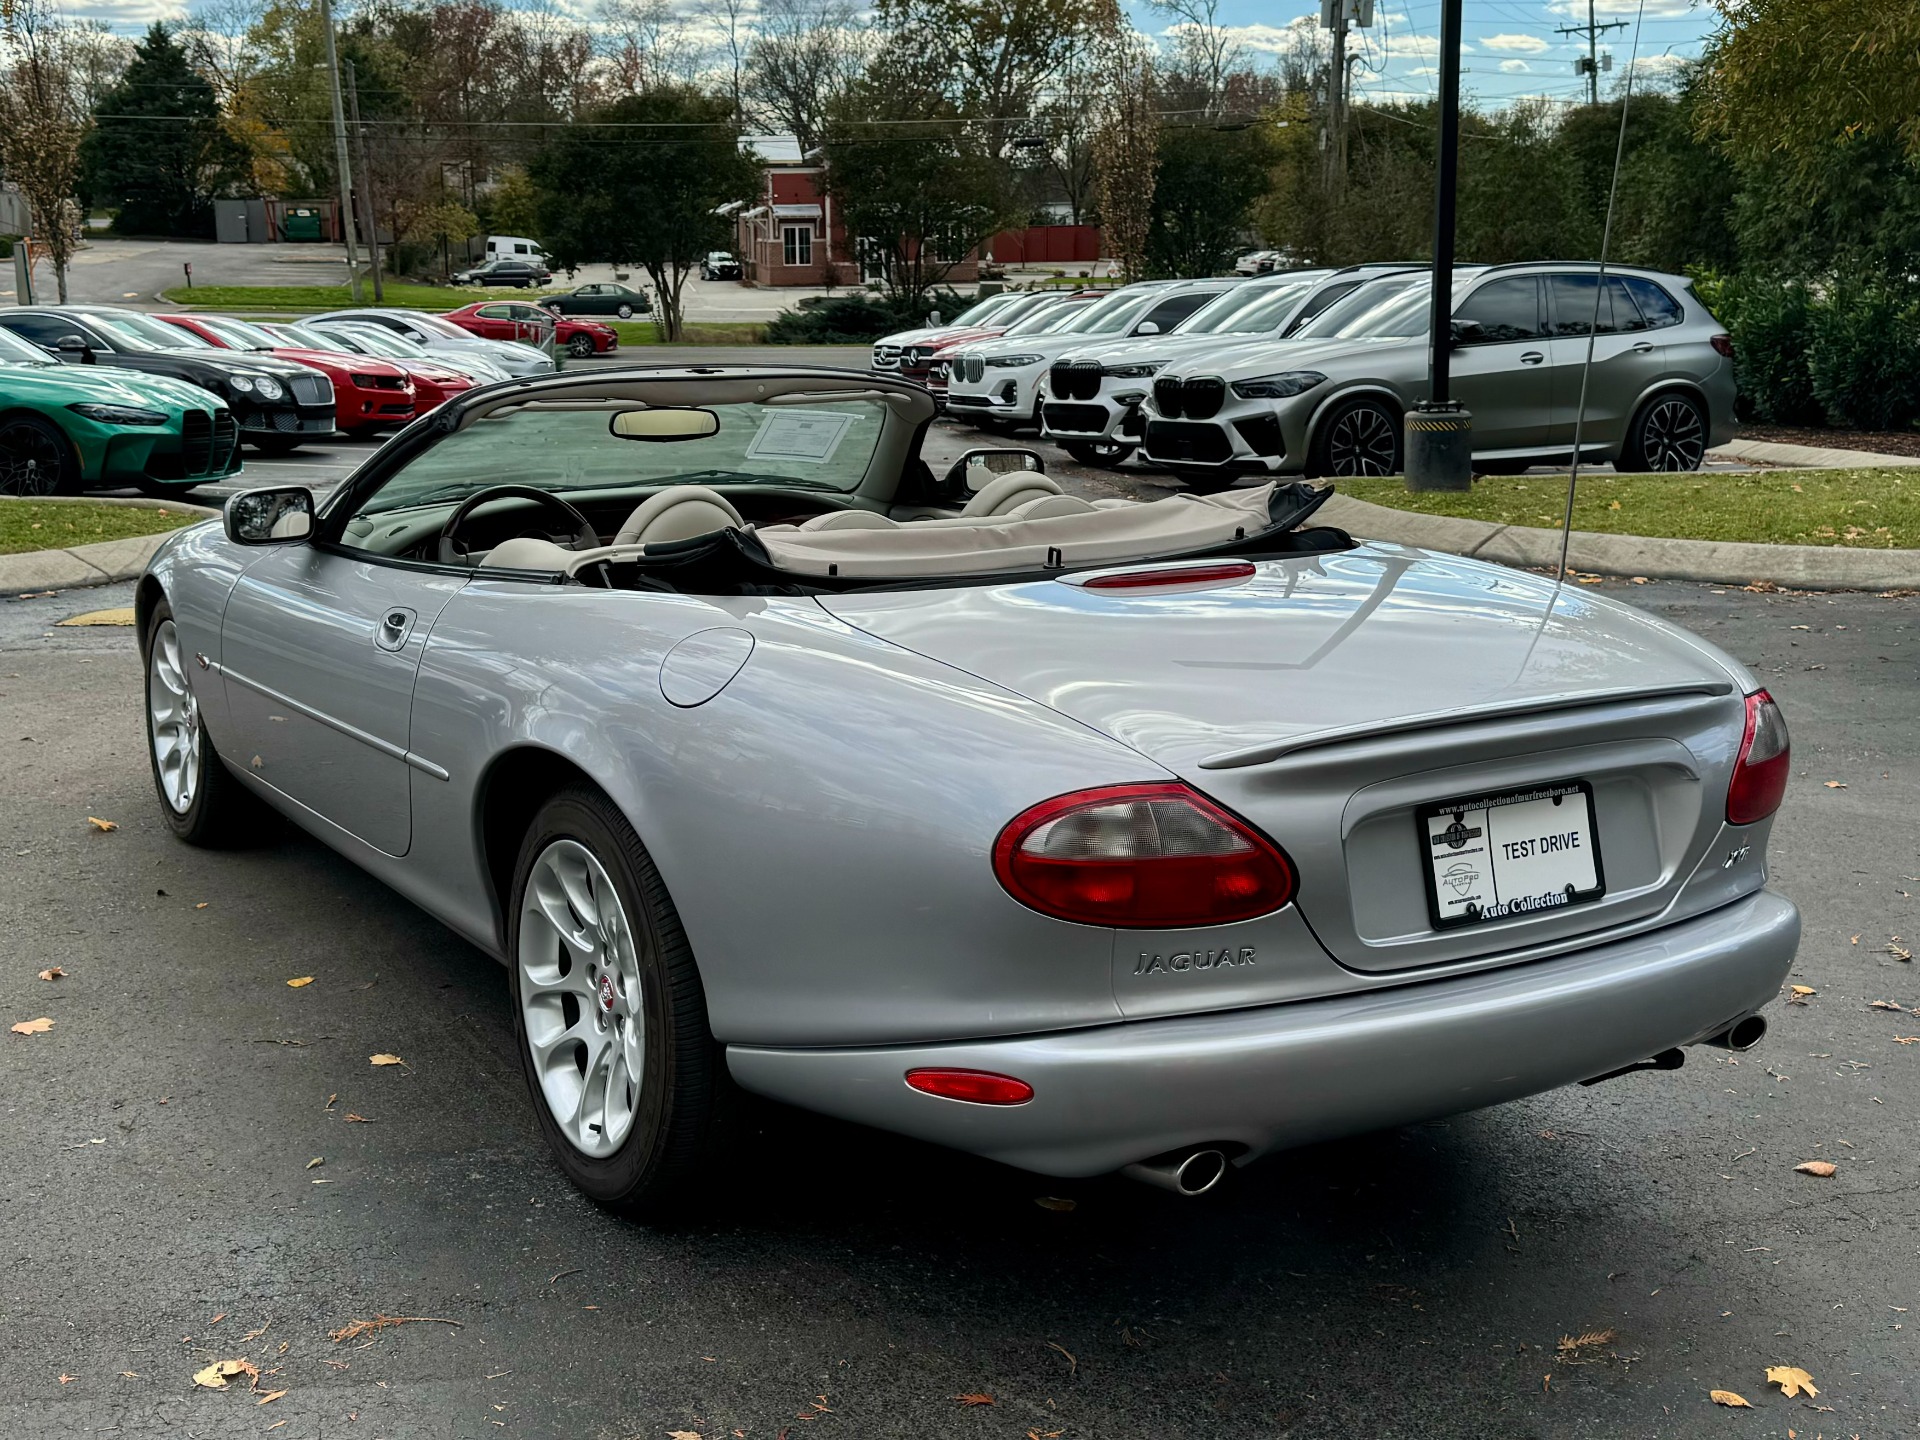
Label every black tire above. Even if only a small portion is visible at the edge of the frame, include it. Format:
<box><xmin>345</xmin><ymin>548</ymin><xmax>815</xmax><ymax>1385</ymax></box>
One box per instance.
<box><xmin>0</xmin><ymin>412</ymin><xmax>77</xmax><ymax>496</ymax></box>
<box><xmin>616</xmin><ymin>304</ymin><xmax>634</xmax><ymax>319</ymax></box>
<box><xmin>143</xmin><ymin>599</ymin><xmax>261</xmax><ymax>846</ymax></box>
<box><xmin>1617</xmin><ymin>391</ymin><xmax>1708</xmax><ymax>473</ymax></box>
<box><xmin>508</xmin><ymin>785</ymin><xmax>735</xmax><ymax>1219</ymax></box>
<box><xmin>247</xmin><ymin>435</ymin><xmax>304</xmax><ymax>454</ymax></box>
<box><xmin>1063</xmin><ymin>438</ymin><xmax>1136</xmax><ymax>468</ymax></box>
<box><xmin>1307</xmin><ymin>396</ymin><xmax>1402</xmax><ymax>478</ymax></box>
<box><xmin>567</xmin><ymin>334</ymin><xmax>596</xmax><ymax>358</ymax></box>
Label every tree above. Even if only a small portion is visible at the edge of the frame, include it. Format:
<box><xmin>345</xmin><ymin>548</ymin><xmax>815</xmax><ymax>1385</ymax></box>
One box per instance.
<box><xmin>745</xmin><ymin>0</ymin><xmax>866</xmax><ymax>155</ymax></box>
<box><xmin>81</xmin><ymin>23</ymin><xmax>244</xmax><ymax>237</ymax></box>
<box><xmin>0</xmin><ymin>0</ymin><xmax>92</xmax><ymax>301</ymax></box>
<box><xmin>529</xmin><ymin>87</ymin><xmax>760</xmax><ymax>338</ymax></box>
<box><xmin>1144</xmin><ymin>120</ymin><xmax>1270</xmax><ymax>277</ymax></box>
<box><xmin>1090</xmin><ymin>23</ymin><xmax>1157</xmax><ymax>281</ymax></box>
<box><xmin>482</xmin><ymin>164</ymin><xmax>541</xmax><ymax>237</ymax></box>
<box><xmin>409</xmin><ymin>195</ymin><xmax>479</xmax><ymax>278</ymax></box>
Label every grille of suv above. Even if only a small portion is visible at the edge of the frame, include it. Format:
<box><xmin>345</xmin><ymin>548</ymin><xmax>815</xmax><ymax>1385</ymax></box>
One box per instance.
<box><xmin>211</xmin><ymin>411</ymin><xmax>238</xmax><ymax>469</ymax></box>
<box><xmin>1145</xmin><ymin>420</ymin><xmax>1233</xmax><ymax>465</ymax></box>
<box><xmin>1049</xmin><ymin>361</ymin><xmax>1102</xmax><ymax>401</ymax></box>
<box><xmin>959</xmin><ymin>355</ymin><xmax>984</xmax><ymax>384</ymax></box>
<box><xmin>1153</xmin><ymin>376</ymin><xmax>1184</xmax><ymax>417</ymax></box>
<box><xmin>1042</xmin><ymin>403</ymin><xmax>1108</xmax><ymax>434</ymax></box>
<box><xmin>180</xmin><ymin>409</ymin><xmax>212</xmax><ymax>474</ymax></box>
<box><xmin>1180</xmin><ymin>377</ymin><xmax>1227</xmax><ymax>420</ymax></box>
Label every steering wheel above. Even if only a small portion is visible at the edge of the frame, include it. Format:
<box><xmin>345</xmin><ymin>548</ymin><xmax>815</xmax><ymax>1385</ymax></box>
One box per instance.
<box><xmin>436</xmin><ymin>485</ymin><xmax>599</xmax><ymax>566</ymax></box>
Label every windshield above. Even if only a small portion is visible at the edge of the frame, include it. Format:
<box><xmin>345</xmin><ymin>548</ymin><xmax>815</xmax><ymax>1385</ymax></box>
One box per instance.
<box><xmin>275</xmin><ymin>323</ymin><xmax>350</xmax><ymax>351</ymax></box>
<box><xmin>0</xmin><ymin>327</ymin><xmax>56</xmax><ymax>366</ymax></box>
<box><xmin>331</xmin><ymin>326</ymin><xmax>424</xmax><ymax>357</ymax></box>
<box><xmin>1179</xmin><ymin>278</ymin><xmax>1321</xmax><ymax>335</ymax></box>
<box><xmin>359</xmin><ymin>399</ymin><xmax>890</xmax><ymax>517</ymax></box>
<box><xmin>999</xmin><ymin>298</ymin><xmax>1086</xmax><ymax>337</ymax></box>
<box><xmin>86</xmin><ymin>312</ymin><xmax>208</xmax><ymax>351</ymax></box>
<box><xmin>949</xmin><ymin>293</ymin><xmax>1017</xmax><ymax>327</ymax></box>
<box><xmin>1068</xmin><ymin>289</ymin><xmax>1170</xmax><ymax>337</ymax></box>
<box><xmin>196</xmin><ymin>316</ymin><xmax>280</xmax><ymax>350</ymax></box>
<box><xmin>1293</xmin><ymin>274</ymin><xmax>1441</xmax><ymax>340</ymax></box>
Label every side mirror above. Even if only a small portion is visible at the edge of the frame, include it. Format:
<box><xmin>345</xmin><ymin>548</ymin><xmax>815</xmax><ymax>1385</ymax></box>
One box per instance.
<box><xmin>1135</xmin><ymin>320</ymin><xmax>1161</xmax><ymax>335</ymax></box>
<box><xmin>926</xmin><ymin>311</ymin><xmax>942</xmax><ymax>327</ymax></box>
<box><xmin>226</xmin><ymin>486</ymin><xmax>314</xmax><ymax>545</ymax></box>
<box><xmin>1449</xmin><ymin>319</ymin><xmax>1484</xmax><ymax>347</ymax></box>
<box><xmin>55</xmin><ymin>334</ymin><xmax>93</xmax><ymax>361</ymax></box>
<box><xmin>938</xmin><ymin>447</ymin><xmax>1046</xmax><ymax>500</ymax></box>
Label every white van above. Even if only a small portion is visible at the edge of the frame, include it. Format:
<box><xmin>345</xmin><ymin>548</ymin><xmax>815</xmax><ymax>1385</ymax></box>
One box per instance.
<box><xmin>485</xmin><ymin>235</ymin><xmax>548</xmax><ymax>263</ymax></box>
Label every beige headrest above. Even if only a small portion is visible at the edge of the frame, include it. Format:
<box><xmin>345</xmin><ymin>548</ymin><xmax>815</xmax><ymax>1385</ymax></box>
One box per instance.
<box><xmin>614</xmin><ymin>486</ymin><xmax>746</xmax><ymax>545</ymax></box>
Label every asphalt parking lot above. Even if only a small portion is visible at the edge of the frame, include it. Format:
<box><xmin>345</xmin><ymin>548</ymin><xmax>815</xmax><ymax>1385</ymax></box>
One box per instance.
<box><xmin>4</xmin><ymin>374</ymin><xmax>1915</xmax><ymax>1438</ymax></box>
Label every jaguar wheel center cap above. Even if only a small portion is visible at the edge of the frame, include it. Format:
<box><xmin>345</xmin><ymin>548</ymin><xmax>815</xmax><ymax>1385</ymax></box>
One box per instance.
<box><xmin>597</xmin><ymin>973</ymin><xmax>617</xmax><ymax>1012</ymax></box>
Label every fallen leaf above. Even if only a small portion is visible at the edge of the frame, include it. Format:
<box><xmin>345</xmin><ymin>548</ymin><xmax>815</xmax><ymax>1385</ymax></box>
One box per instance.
<box><xmin>195</xmin><ymin>902</ymin><xmax>209</xmax><ymax>910</ymax></box>
<box><xmin>10</xmin><ymin>1017</ymin><xmax>54</xmax><ymax>1035</ymax></box>
<box><xmin>86</xmin><ymin>816</ymin><xmax>118</xmax><ymax>832</ymax></box>
<box><xmin>1710</xmin><ymin>1389</ymin><xmax>1752</xmax><ymax>1408</ymax></box>
<box><xmin>1886</xmin><ymin>942</ymin><xmax>1913</xmax><ymax>961</ymax></box>
<box><xmin>1557</xmin><ymin>1328</ymin><xmax>1617</xmax><ymax>1360</ymax></box>
<box><xmin>36</xmin><ymin>967</ymin><xmax>64</xmax><ymax>981</ymax></box>
<box><xmin>328</xmin><ymin>1313</ymin><xmax>463</xmax><ymax>1343</ymax></box>
<box><xmin>954</xmin><ymin>1393</ymin><xmax>994</xmax><ymax>1406</ymax></box>
<box><xmin>1766</xmin><ymin>1365</ymin><xmax>1818</xmax><ymax>1399</ymax></box>
<box><xmin>1823</xmin><ymin>781</ymin><xmax>1847</xmax><ymax>790</ymax></box>
<box><xmin>1033</xmin><ymin>1196</ymin><xmax>1075</xmax><ymax>1212</ymax></box>
<box><xmin>191</xmin><ymin>1359</ymin><xmax>256</xmax><ymax>1390</ymax></box>
<box><xmin>1870</xmin><ymin>1000</ymin><xmax>1909</xmax><ymax>1012</ymax></box>
<box><xmin>257</xmin><ymin>1388</ymin><xmax>288</xmax><ymax>1405</ymax></box>
<box><xmin>1629</xmin><ymin>576</ymin><xmax>1649</xmax><ymax>583</ymax></box>
<box><xmin>57</xmin><ymin>1374</ymin><xmax>75</xmax><ymax>1384</ymax></box>
<box><xmin>286</xmin><ymin>976</ymin><xmax>314</xmax><ymax>988</ymax></box>
<box><xmin>1894</xmin><ymin>1035</ymin><xmax>1920</xmax><ymax>1045</ymax></box>
<box><xmin>306</xmin><ymin>1157</ymin><xmax>324</xmax><ymax>1169</ymax></box>
<box><xmin>1789</xmin><ymin>985</ymin><xmax>1814</xmax><ymax>998</ymax></box>
<box><xmin>345</xmin><ymin>1112</ymin><xmax>374</xmax><ymax>1123</ymax></box>
<box><xmin>1793</xmin><ymin>1160</ymin><xmax>1837</xmax><ymax>1177</ymax></box>
<box><xmin>370</xmin><ymin>1053</ymin><xmax>404</xmax><ymax>1067</ymax></box>
<box><xmin>668</xmin><ymin>1430</ymin><xmax>703</xmax><ymax>1439</ymax></box>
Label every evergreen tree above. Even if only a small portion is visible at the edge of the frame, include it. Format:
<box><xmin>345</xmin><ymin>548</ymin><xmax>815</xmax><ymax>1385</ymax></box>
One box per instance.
<box><xmin>81</xmin><ymin>24</ymin><xmax>244</xmax><ymax>237</ymax></box>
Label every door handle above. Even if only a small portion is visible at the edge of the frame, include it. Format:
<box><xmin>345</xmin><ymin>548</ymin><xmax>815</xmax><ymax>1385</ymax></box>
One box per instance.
<box><xmin>374</xmin><ymin>607</ymin><xmax>416</xmax><ymax>652</ymax></box>
<box><xmin>1519</xmin><ymin>351</ymin><xmax>1544</xmax><ymax>365</ymax></box>
<box><xmin>1631</xmin><ymin>342</ymin><xmax>1655</xmax><ymax>354</ymax></box>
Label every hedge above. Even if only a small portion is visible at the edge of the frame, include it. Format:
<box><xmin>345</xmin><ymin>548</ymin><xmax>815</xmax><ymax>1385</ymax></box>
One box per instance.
<box><xmin>763</xmin><ymin>289</ymin><xmax>970</xmax><ymax>345</ymax></box>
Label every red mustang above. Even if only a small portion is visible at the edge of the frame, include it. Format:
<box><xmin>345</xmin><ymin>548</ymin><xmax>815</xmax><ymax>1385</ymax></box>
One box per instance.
<box><xmin>158</xmin><ymin>314</ymin><xmax>416</xmax><ymax>434</ymax></box>
<box><xmin>442</xmin><ymin>300</ymin><xmax>619</xmax><ymax>357</ymax></box>
<box><xmin>259</xmin><ymin>322</ymin><xmax>476</xmax><ymax>415</ymax></box>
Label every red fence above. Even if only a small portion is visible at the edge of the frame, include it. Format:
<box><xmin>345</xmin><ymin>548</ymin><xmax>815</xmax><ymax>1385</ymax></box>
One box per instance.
<box><xmin>985</xmin><ymin>225</ymin><xmax>1103</xmax><ymax>266</ymax></box>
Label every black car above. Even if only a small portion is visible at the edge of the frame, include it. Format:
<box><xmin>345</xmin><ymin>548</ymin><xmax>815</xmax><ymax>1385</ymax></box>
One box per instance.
<box><xmin>0</xmin><ymin>307</ymin><xmax>336</xmax><ymax>452</ymax></box>
<box><xmin>700</xmin><ymin>252</ymin><xmax>741</xmax><ymax>282</ymax></box>
<box><xmin>542</xmin><ymin>282</ymin><xmax>652</xmax><ymax>319</ymax></box>
<box><xmin>451</xmin><ymin>257</ymin><xmax>552</xmax><ymax>288</ymax></box>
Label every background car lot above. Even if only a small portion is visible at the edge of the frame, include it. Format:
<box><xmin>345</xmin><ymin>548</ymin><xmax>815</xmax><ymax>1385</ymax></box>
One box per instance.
<box><xmin>1</xmin><ymin>544</ymin><xmax>1910</xmax><ymax>1437</ymax></box>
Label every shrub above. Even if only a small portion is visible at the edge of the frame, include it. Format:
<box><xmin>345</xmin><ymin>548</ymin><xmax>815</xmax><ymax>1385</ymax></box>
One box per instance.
<box><xmin>1714</xmin><ymin>276</ymin><xmax>1823</xmax><ymax>426</ymax></box>
<box><xmin>1805</xmin><ymin>283</ymin><xmax>1920</xmax><ymax>433</ymax></box>
<box><xmin>763</xmin><ymin>289</ymin><xmax>968</xmax><ymax>344</ymax></box>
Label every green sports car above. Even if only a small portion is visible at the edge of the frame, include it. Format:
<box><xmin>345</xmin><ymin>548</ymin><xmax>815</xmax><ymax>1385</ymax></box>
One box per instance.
<box><xmin>0</xmin><ymin>325</ymin><xmax>242</xmax><ymax>496</ymax></box>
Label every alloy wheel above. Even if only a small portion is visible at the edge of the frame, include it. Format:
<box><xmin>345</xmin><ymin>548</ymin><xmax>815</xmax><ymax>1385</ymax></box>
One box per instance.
<box><xmin>1326</xmin><ymin>404</ymin><xmax>1400</xmax><ymax>477</ymax></box>
<box><xmin>1640</xmin><ymin>397</ymin><xmax>1706</xmax><ymax>471</ymax></box>
<box><xmin>0</xmin><ymin>418</ymin><xmax>65</xmax><ymax>496</ymax></box>
<box><xmin>146</xmin><ymin>619</ymin><xmax>201</xmax><ymax>814</ymax></box>
<box><xmin>517</xmin><ymin>839</ymin><xmax>647</xmax><ymax>1159</ymax></box>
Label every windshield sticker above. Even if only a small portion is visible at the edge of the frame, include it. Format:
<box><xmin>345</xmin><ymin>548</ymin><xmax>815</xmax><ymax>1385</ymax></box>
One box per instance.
<box><xmin>745</xmin><ymin>409</ymin><xmax>856</xmax><ymax>465</ymax></box>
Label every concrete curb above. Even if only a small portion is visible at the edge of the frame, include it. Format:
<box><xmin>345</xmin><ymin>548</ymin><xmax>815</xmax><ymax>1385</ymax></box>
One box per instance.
<box><xmin>1316</xmin><ymin>493</ymin><xmax>1920</xmax><ymax>591</ymax></box>
<box><xmin>1709</xmin><ymin>439</ymin><xmax>1920</xmax><ymax>469</ymax></box>
<box><xmin>0</xmin><ymin>497</ymin><xmax>220</xmax><ymax>595</ymax></box>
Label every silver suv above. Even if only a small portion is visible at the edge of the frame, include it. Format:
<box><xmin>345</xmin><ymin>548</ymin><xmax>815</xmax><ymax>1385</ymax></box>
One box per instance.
<box><xmin>1139</xmin><ymin>263</ymin><xmax>1735</xmax><ymax>486</ymax></box>
<box><xmin>1039</xmin><ymin>265</ymin><xmax>1419</xmax><ymax>467</ymax></box>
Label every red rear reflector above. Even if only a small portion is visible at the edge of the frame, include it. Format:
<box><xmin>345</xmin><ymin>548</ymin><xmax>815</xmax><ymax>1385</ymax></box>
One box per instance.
<box><xmin>1727</xmin><ymin>689</ymin><xmax>1790</xmax><ymax>825</ymax></box>
<box><xmin>993</xmin><ymin>781</ymin><xmax>1296</xmax><ymax>928</ymax></box>
<box><xmin>1081</xmin><ymin>561</ymin><xmax>1257</xmax><ymax>590</ymax></box>
<box><xmin>904</xmin><ymin>1069</ymin><xmax>1034</xmax><ymax>1105</ymax></box>
<box><xmin>1710</xmin><ymin>333</ymin><xmax>1734</xmax><ymax>358</ymax></box>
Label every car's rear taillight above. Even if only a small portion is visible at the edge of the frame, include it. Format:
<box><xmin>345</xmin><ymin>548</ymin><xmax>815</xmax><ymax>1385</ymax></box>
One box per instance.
<box><xmin>1711</xmin><ymin>333</ymin><xmax>1734</xmax><ymax>358</ymax></box>
<box><xmin>905</xmin><ymin>1069</ymin><xmax>1034</xmax><ymax>1105</ymax></box>
<box><xmin>1727</xmin><ymin>690</ymin><xmax>1789</xmax><ymax>825</ymax></box>
<box><xmin>992</xmin><ymin>782</ymin><xmax>1296</xmax><ymax>928</ymax></box>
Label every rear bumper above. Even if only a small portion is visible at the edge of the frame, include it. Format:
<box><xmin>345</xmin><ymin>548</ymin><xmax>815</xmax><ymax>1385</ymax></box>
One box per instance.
<box><xmin>728</xmin><ymin>890</ymin><xmax>1799</xmax><ymax>1177</ymax></box>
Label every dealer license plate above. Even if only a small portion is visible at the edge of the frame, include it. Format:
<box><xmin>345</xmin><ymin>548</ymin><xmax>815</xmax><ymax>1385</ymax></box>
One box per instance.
<box><xmin>1419</xmin><ymin>780</ymin><xmax>1605</xmax><ymax>929</ymax></box>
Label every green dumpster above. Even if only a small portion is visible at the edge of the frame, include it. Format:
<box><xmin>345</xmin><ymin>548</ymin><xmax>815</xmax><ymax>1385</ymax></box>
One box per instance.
<box><xmin>282</xmin><ymin>207</ymin><xmax>323</xmax><ymax>242</ymax></box>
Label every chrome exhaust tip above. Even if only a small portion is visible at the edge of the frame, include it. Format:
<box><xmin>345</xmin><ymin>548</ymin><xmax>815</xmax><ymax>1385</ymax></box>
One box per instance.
<box><xmin>1121</xmin><ymin>1148</ymin><xmax>1230</xmax><ymax>1197</ymax></box>
<box><xmin>1701</xmin><ymin>1013</ymin><xmax>1768</xmax><ymax>1052</ymax></box>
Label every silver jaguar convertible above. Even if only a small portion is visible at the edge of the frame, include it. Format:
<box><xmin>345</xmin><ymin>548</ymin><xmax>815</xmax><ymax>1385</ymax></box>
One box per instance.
<box><xmin>138</xmin><ymin>365</ymin><xmax>1799</xmax><ymax>1213</ymax></box>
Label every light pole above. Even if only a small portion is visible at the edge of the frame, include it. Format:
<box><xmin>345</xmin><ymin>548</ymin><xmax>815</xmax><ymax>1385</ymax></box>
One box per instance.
<box><xmin>317</xmin><ymin>0</ymin><xmax>362</xmax><ymax>303</ymax></box>
<box><xmin>1402</xmin><ymin>0</ymin><xmax>1471</xmax><ymax>491</ymax></box>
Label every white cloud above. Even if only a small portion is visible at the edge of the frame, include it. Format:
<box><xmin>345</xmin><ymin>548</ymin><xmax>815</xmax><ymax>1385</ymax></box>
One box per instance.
<box><xmin>1174</xmin><ymin>17</ymin><xmax>1321</xmax><ymax>57</ymax></box>
<box><xmin>64</xmin><ymin>0</ymin><xmax>187</xmax><ymax>24</ymax></box>
<box><xmin>1480</xmin><ymin>33</ymin><xmax>1549</xmax><ymax>54</ymax></box>
<box><xmin>1404</xmin><ymin>64</ymin><xmax>1437</xmax><ymax>75</ymax></box>
<box><xmin>1497</xmin><ymin>58</ymin><xmax>1531</xmax><ymax>72</ymax></box>
<box><xmin>1547</xmin><ymin>0</ymin><xmax>1692</xmax><ymax>16</ymax></box>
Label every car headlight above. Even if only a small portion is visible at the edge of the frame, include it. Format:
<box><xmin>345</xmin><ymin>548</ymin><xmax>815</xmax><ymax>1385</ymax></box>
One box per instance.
<box><xmin>986</xmin><ymin>354</ymin><xmax>1046</xmax><ymax>368</ymax></box>
<box><xmin>67</xmin><ymin>402</ymin><xmax>167</xmax><ymax>426</ymax></box>
<box><xmin>253</xmin><ymin>375</ymin><xmax>284</xmax><ymax>400</ymax></box>
<box><xmin>1230</xmin><ymin>371</ymin><xmax>1326</xmax><ymax>400</ymax></box>
<box><xmin>1102</xmin><ymin>362</ymin><xmax>1164</xmax><ymax>378</ymax></box>
<box><xmin>229</xmin><ymin>374</ymin><xmax>254</xmax><ymax>393</ymax></box>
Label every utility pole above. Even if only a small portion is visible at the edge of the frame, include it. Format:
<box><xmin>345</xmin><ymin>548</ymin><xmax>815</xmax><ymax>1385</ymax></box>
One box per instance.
<box><xmin>1320</xmin><ymin>0</ymin><xmax>1371</xmax><ymax>196</ymax></box>
<box><xmin>345</xmin><ymin>59</ymin><xmax>383</xmax><ymax>303</ymax></box>
<box><xmin>1402</xmin><ymin>0</ymin><xmax>1470</xmax><ymax>491</ymax></box>
<box><xmin>317</xmin><ymin>0</ymin><xmax>362</xmax><ymax>302</ymax></box>
<box><xmin>1557</xmin><ymin>0</ymin><xmax>1627</xmax><ymax>106</ymax></box>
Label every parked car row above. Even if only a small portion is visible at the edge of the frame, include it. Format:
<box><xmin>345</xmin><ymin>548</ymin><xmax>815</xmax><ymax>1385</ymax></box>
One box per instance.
<box><xmin>0</xmin><ymin>300</ymin><xmax>569</xmax><ymax>496</ymax></box>
<box><xmin>904</xmin><ymin>263</ymin><xmax>1735</xmax><ymax>484</ymax></box>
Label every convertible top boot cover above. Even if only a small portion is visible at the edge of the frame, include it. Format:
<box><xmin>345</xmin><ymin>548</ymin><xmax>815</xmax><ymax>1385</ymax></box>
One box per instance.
<box><xmin>754</xmin><ymin>483</ymin><xmax>1282</xmax><ymax>578</ymax></box>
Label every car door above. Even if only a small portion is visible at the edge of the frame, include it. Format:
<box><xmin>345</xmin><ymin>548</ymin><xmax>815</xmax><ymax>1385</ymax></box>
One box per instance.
<box><xmin>472</xmin><ymin>303</ymin><xmax>515</xmax><ymax>340</ymax></box>
<box><xmin>1446</xmin><ymin>275</ymin><xmax>1554</xmax><ymax>452</ymax></box>
<box><xmin>1543</xmin><ymin>273</ymin><xmax>1673</xmax><ymax>451</ymax></box>
<box><xmin>508</xmin><ymin>304</ymin><xmax>553</xmax><ymax>346</ymax></box>
<box><xmin>218</xmin><ymin>546</ymin><xmax>465</xmax><ymax>856</ymax></box>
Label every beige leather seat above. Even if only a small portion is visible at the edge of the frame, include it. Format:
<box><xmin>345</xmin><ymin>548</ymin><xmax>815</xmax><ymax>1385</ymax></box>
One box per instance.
<box><xmin>959</xmin><ymin>471</ymin><xmax>1064</xmax><ymax>517</ymax></box>
<box><xmin>614</xmin><ymin>486</ymin><xmax>746</xmax><ymax>545</ymax></box>
<box><xmin>484</xmin><ymin>535</ymin><xmax>577</xmax><ymax>571</ymax></box>
<box><xmin>800</xmin><ymin>510</ymin><xmax>897</xmax><ymax>531</ymax></box>
<box><xmin>1010</xmin><ymin>494</ymin><xmax>1098</xmax><ymax>520</ymax></box>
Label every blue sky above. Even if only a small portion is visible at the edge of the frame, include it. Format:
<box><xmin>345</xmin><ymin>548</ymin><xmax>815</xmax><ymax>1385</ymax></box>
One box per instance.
<box><xmin>72</xmin><ymin>0</ymin><xmax>1716</xmax><ymax>111</ymax></box>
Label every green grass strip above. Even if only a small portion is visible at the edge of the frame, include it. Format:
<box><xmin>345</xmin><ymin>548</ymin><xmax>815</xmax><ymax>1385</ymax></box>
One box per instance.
<box><xmin>0</xmin><ymin>499</ymin><xmax>197</xmax><ymax>556</ymax></box>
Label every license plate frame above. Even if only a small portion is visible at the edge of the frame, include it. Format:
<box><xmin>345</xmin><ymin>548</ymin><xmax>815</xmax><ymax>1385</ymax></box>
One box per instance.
<box><xmin>1418</xmin><ymin>779</ymin><xmax>1606</xmax><ymax>931</ymax></box>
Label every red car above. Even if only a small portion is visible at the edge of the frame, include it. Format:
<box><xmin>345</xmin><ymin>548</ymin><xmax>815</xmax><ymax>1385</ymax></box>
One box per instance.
<box><xmin>158</xmin><ymin>314</ymin><xmax>416</xmax><ymax>434</ymax></box>
<box><xmin>260</xmin><ymin>322</ymin><xmax>476</xmax><ymax>415</ymax></box>
<box><xmin>442</xmin><ymin>301</ymin><xmax>619</xmax><ymax>358</ymax></box>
